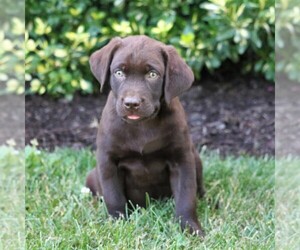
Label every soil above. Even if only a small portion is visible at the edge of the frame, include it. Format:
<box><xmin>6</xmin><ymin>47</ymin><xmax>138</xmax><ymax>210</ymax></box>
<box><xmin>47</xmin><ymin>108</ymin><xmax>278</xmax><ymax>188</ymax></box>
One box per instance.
<box><xmin>276</xmin><ymin>77</ymin><xmax>300</xmax><ymax>156</ymax></box>
<box><xmin>0</xmin><ymin>94</ymin><xmax>25</xmax><ymax>147</ymax></box>
<box><xmin>25</xmin><ymin>76</ymin><xmax>275</xmax><ymax>156</ymax></box>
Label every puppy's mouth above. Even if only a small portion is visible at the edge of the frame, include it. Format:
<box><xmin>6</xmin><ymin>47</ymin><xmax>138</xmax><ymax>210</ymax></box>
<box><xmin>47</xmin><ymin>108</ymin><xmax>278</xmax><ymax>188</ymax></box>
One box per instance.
<box><xmin>122</xmin><ymin>114</ymin><xmax>145</xmax><ymax>123</ymax></box>
<box><xmin>127</xmin><ymin>114</ymin><xmax>141</xmax><ymax>120</ymax></box>
<box><xmin>122</xmin><ymin>107</ymin><xmax>159</xmax><ymax>123</ymax></box>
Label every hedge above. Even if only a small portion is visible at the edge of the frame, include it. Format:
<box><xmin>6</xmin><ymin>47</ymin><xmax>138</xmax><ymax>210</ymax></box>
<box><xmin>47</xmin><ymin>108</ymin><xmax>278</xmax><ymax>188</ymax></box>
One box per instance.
<box><xmin>276</xmin><ymin>0</ymin><xmax>300</xmax><ymax>81</ymax></box>
<box><xmin>25</xmin><ymin>0</ymin><xmax>275</xmax><ymax>98</ymax></box>
<box><xmin>0</xmin><ymin>0</ymin><xmax>24</xmax><ymax>95</ymax></box>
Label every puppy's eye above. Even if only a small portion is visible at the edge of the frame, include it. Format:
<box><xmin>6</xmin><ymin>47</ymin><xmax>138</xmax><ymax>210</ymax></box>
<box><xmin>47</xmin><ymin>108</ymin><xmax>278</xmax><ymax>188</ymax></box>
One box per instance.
<box><xmin>114</xmin><ymin>70</ymin><xmax>125</xmax><ymax>78</ymax></box>
<box><xmin>147</xmin><ymin>71</ymin><xmax>159</xmax><ymax>79</ymax></box>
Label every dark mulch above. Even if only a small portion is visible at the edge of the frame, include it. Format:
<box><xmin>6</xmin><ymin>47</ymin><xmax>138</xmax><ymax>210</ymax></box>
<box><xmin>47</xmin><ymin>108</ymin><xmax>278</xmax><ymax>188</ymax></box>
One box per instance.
<box><xmin>25</xmin><ymin>76</ymin><xmax>275</xmax><ymax>156</ymax></box>
<box><xmin>276</xmin><ymin>78</ymin><xmax>300</xmax><ymax>156</ymax></box>
<box><xmin>0</xmin><ymin>95</ymin><xmax>25</xmax><ymax>147</ymax></box>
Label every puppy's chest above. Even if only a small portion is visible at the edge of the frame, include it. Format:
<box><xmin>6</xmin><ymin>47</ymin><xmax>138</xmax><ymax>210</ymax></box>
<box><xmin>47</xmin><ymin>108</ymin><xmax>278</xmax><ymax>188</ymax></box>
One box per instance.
<box><xmin>118</xmin><ymin>138</ymin><xmax>170</xmax><ymax>177</ymax></box>
<box><xmin>116</xmin><ymin>126</ymin><xmax>170</xmax><ymax>157</ymax></box>
<box><xmin>124</xmin><ymin>131</ymin><xmax>169</xmax><ymax>155</ymax></box>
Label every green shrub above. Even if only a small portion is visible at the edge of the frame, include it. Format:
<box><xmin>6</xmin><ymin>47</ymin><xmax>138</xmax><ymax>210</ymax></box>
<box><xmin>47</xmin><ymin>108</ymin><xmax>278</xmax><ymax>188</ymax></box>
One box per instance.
<box><xmin>26</xmin><ymin>0</ymin><xmax>275</xmax><ymax>98</ymax></box>
<box><xmin>0</xmin><ymin>1</ymin><xmax>25</xmax><ymax>95</ymax></box>
<box><xmin>276</xmin><ymin>0</ymin><xmax>300</xmax><ymax>82</ymax></box>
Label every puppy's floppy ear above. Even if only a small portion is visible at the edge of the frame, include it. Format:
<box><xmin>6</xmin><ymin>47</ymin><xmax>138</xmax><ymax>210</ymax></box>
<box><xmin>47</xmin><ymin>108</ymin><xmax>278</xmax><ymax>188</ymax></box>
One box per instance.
<box><xmin>163</xmin><ymin>45</ymin><xmax>194</xmax><ymax>104</ymax></box>
<box><xmin>89</xmin><ymin>37</ymin><xmax>122</xmax><ymax>92</ymax></box>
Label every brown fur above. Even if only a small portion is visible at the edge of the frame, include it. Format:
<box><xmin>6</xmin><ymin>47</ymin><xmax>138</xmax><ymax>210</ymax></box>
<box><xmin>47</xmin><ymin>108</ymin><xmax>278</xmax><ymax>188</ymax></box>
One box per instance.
<box><xmin>86</xmin><ymin>35</ymin><xmax>205</xmax><ymax>236</ymax></box>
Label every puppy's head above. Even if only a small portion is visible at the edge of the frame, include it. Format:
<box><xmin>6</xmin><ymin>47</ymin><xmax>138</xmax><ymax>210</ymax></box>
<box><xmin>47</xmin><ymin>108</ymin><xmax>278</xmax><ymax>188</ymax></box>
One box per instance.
<box><xmin>90</xmin><ymin>35</ymin><xmax>194</xmax><ymax>123</ymax></box>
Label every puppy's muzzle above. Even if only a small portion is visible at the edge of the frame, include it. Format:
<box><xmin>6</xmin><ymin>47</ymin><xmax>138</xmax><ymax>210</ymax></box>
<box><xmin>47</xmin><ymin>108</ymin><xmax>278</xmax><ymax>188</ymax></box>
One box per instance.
<box><xmin>123</xmin><ymin>96</ymin><xmax>143</xmax><ymax>111</ymax></box>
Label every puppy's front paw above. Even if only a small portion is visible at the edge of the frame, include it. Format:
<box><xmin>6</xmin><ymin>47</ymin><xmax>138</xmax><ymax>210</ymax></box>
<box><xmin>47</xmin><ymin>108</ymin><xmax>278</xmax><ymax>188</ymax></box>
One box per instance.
<box><xmin>193</xmin><ymin>228</ymin><xmax>205</xmax><ymax>238</ymax></box>
<box><xmin>180</xmin><ymin>218</ymin><xmax>205</xmax><ymax>238</ymax></box>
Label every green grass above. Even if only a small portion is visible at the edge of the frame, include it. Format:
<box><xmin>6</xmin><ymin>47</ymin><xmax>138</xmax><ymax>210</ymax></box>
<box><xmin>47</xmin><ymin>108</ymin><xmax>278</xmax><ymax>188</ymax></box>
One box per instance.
<box><xmin>25</xmin><ymin>146</ymin><xmax>275</xmax><ymax>249</ymax></box>
<box><xmin>0</xmin><ymin>146</ymin><xmax>25</xmax><ymax>250</ymax></box>
<box><xmin>276</xmin><ymin>157</ymin><xmax>300</xmax><ymax>250</ymax></box>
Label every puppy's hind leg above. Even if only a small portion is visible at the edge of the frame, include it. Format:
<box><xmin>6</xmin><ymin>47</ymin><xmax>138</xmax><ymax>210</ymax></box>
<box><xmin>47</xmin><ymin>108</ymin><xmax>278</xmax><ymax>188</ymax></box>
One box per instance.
<box><xmin>194</xmin><ymin>148</ymin><xmax>205</xmax><ymax>198</ymax></box>
<box><xmin>86</xmin><ymin>167</ymin><xmax>102</xmax><ymax>196</ymax></box>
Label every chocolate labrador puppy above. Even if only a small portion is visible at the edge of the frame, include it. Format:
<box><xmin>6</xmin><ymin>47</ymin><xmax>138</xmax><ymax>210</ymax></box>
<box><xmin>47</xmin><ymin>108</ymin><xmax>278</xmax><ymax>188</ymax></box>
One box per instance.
<box><xmin>86</xmin><ymin>35</ymin><xmax>205</xmax><ymax>236</ymax></box>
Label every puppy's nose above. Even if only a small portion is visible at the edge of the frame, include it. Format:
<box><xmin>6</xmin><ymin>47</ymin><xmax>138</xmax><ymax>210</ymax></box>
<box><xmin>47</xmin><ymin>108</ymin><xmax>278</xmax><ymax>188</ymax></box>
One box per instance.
<box><xmin>123</xmin><ymin>96</ymin><xmax>141</xmax><ymax>110</ymax></box>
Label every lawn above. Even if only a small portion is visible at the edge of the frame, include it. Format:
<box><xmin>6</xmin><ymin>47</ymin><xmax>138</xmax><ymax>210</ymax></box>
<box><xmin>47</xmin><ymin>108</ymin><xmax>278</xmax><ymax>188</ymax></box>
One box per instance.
<box><xmin>0</xmin><ymin>146</ymin><xmax>25</xmax><ymax>250</ymax></box>
<box><xmin>25</xmin><ymin>146</ymin><xmax>275</xmax><ymax>249</ymax></box>
<box><xmin>275</xmin><ymin>157</ymin><xmax>300</xmax><ymax>250</ymax></box>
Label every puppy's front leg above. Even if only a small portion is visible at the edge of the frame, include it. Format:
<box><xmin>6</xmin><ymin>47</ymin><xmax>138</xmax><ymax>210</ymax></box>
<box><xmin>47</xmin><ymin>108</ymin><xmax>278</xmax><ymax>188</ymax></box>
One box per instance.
<box><xmin>97</xmin><ymin>153</ymin><xmax>126</xmax><ymax>218</ymax></box>
<box><xmin>170</xmin><ymin>151</ymin><xmax>205</xmax><ymax>237</ymax></box>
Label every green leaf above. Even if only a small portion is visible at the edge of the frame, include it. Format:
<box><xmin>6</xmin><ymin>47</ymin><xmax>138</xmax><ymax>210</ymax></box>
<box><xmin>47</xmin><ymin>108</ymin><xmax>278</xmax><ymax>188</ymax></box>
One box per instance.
<box><xmin>6</xmin><ymin>79</ymin><xmax>20</xmax><ymax>92</ymax></box>
<box><xmin>179</xmin><ymin>26</ymin><xmax>195</xmax><ymax>48</ymax></box>
<box><xmin>0</xmin><ymin>73</ymin><xmax>8</xmax><ymax>81</ymax></box>
<box><xmin>30</xmin><ymin>79</ymin><xmax>41</xmax><ymax>92</ymax></box>
<box><xmin>251</xmin><ymin>31</ymin><xmax>262</xmax><ymax>48</ymax></box>
<box><xmin>80</xmin><ymin>79</ymin><xmax>92</xmax><ymax>92</ymax></box>
<box><xmin>216</xmin><ymin>29</ymin><xmax>235</xmax><ymax>41</ymax></box>
<box><xmin>200</xmin><ymin>3</ymin><xmax>220</xmax><ymax>12</ymax></box>
<box><xmin>70</xmin><ymin>8</ymin><xmax>81</xmax><ymax>16</ymax></box>
<box><xmin>54</xmin><ymin>49</ymin><xmax>68</xmax><ymax>58</ymax></box>
<box><xmin>35</xmin><ymin>18</ymin><xmax>51</xmax><ymax>35</ymax></box>
<box><xmin>12</xmin><ymin>18</ymin><xmax>25</xmax><ymax>35</ymax></box>
<box><xmin>112</xmin><ymin>21</ymin><xmax>132</xmax><ymax>35</ymax></box>
<box><xmin>26</xmin><ymin>39</ymin><xmax>36</xmax><ymax>51</ymax></box>
<box><xmin>2</xmin><ymin>39</ymin><xmax>14</xmax><ymax>51</ymax></box>
<box><xmin>236</xmin><ymin>4</ymin><xmax>245</xmax><ymax>18</ymax></box>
